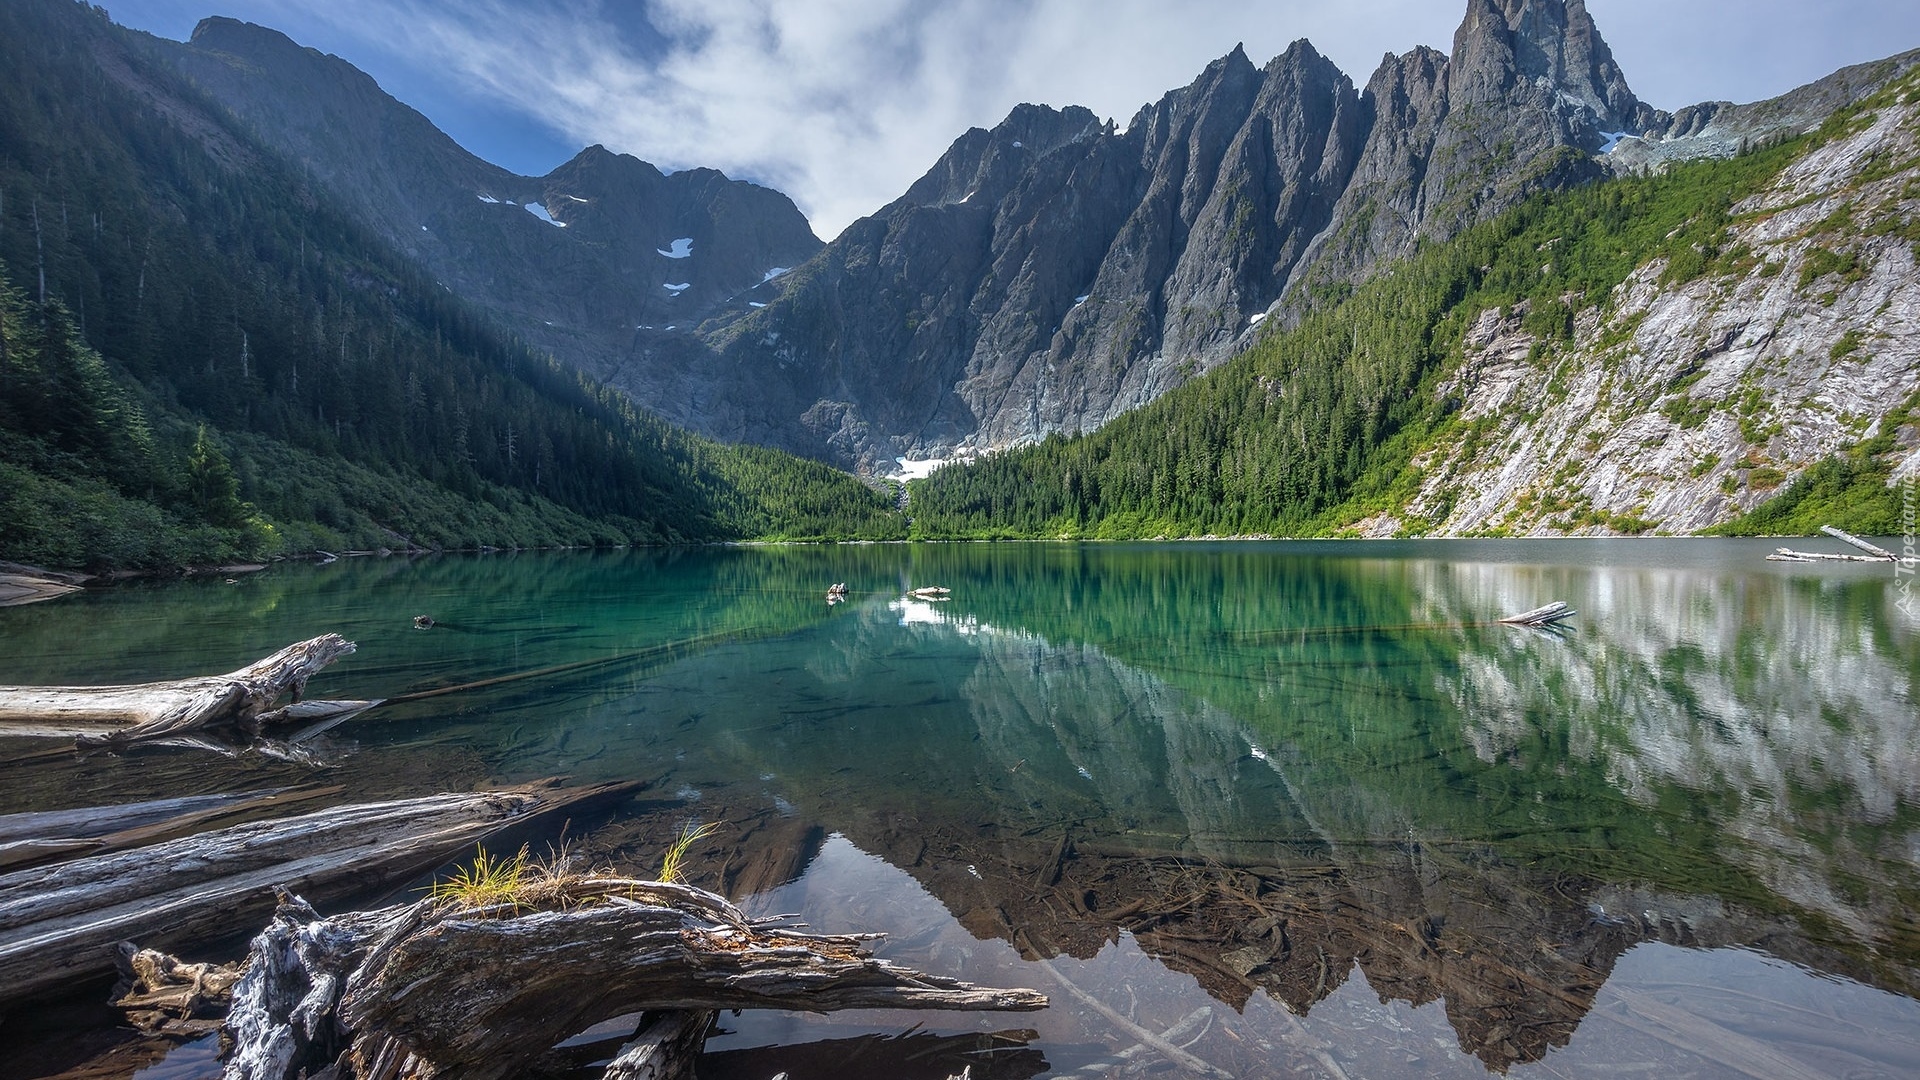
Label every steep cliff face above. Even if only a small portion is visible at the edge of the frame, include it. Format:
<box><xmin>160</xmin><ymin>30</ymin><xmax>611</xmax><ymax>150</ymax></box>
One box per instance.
<box><xmin>697</xmin><ymin>0</ymin><xmax>1911</xmax><ymax>472</ymax></box>
<box><xmin>1362</xmin><ymin>88</ymin><xmax>1920</xmax><ymax>536</ymax></box>
<box><xmin>159</xmin><ymin>17</ymin><xmax>822</xmax><ymax>397</ymax></box>
<box><xmin>1293</xmin><ymin>0</ymin><xmax>1659</xmax><ymax>296</ymax></box>
<box><xmin>705</xmin><ymin>41</ymin><xmax>1374</xmax><ymax>468</ymax></box>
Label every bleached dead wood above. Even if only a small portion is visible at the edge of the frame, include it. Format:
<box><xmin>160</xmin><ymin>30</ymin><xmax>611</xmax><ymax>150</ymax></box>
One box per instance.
<box><xmin>0</xmin><ymin>782</ymin><xmax>636</xmax><ymax>1006</ymax></box>
<box><xmin>0</xmin><ymin>786</ymin><xmax>342</xmax><ymax>872</ymax></box>
<box><xmin>1497</xmin><ymin>601</ymin><xmax>1577</xmax><ymax>627</ymax></box>
<box><xmin>226</xmin><ymin>880</ymin><xmax>1047</xmax><ymax>1080</ymax></box>
<box><xmin>1770</xmin><ymin>526</ymin><xmax>1914</xmax><ymax>563</ymax></box>
<box><xmin>1821</xmin><ymin>525</ymin><xmax>1900</xmax><ymax>560</ymax></box>
<box><xmin>110</xmin><ymin>942</ymin><xmax>245</xmax><ymax>1034</ymax></box>
<box><xmin>0</xmin><ymin>571</ymin><xmax>82</xmax><ymax>606</ymax></box>
<box><xmin>0</xmin><ymin>634</ymin><xmax>363</xmax><ymax>745</ymax></box>
<box><xmin>1766</xmin><ymin>547</ymin><xmax>1904</xmax><ymax>562</ymax></box>
<box><xmin>599</xmin><ymin>1010</ymin><xmax>715</xmax><ymax>1080</ymax></box>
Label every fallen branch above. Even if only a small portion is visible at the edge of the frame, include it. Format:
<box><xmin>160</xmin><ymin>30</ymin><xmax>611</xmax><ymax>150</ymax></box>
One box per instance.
<box><xmin>0</xmin><ymin>634</ymin><xmax>360</xmax><ymax>746</ymax></box>
<box><xmin>1028</xmin><ymin>954</ymin><xmax>1230</xmax><ymax>1079</ymax></box>
<box><xmin>227</xmin><ymin>880</ymin><xmax>1047</xmax><ymax>1080</ymax></box>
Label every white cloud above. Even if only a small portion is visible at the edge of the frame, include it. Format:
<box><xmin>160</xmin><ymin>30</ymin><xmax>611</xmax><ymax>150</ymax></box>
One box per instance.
<box><xmin>265</xmin><ymin>0</ymin><xmax>1463</xmax><ymax>236</ymax></box>
<box><xmin>209</xmin><ymin>0</ymin><xmax>1920</xmax><ymax>239</ymax></box>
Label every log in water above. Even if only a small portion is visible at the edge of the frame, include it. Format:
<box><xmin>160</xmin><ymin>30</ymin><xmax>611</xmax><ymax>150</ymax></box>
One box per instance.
<box><xmin>0</xmin><ymin>781</ymin><xmax>638</xmax><ymax>1005</ymax></box>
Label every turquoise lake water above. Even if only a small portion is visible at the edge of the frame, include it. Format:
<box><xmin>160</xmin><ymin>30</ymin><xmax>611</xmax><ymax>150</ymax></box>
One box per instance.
<box><xmin>1</xmin><ymin>539</ymin><xmax>1916</xmax><ymax>1078</ymax></box>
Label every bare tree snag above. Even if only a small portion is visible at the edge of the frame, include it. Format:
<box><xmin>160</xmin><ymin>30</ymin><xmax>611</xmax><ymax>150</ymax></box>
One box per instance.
<box><xmin>0</xmin><ymin>634</ymin><xmax>363</xmax><ymax>745</ymax></box>
<box><xmin>225</xmin><ymin>881</ymin><xmax>1047</xmax><ymax>1080</ymax></box>
<box><xmin>0</xmin><ymin>782</ymin><xmax>638</xmax><ymax>1006</ymax></box>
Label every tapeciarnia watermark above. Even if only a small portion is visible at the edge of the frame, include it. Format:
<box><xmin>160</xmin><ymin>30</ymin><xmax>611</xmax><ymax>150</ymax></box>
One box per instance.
<box><xmin>1899</xmin><ymin>476</ymin><xmax>1917</xmax><ymax>625</ymax></box>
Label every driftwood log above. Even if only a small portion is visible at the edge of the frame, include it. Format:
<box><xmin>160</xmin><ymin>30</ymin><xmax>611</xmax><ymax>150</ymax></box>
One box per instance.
<box><xmin>0</xmin><ymin>782</ymin><xmax>638</xmax><ymax>1006</ymax></box>
<box><xmin>0</xmin><ymin>785</ymin><xmax>344</xmax><ymax>872</ymax></box>
<box><xmin>226</xmin><ymin>880</ymin><xmax>1047</xmax><ymax>1080</ymax></box>
<box><xmin>1497</xmin><ymin>601</ymin><xmax>1577</xmax><ymax>628</ymax></box>
<box><xmin>1768</xmin><ymin>525</ymin><xmax>1915</xmax><ymax>564</ymax></box>
<box><xmin>0</xmin><ymin>565</ymin><xmax>85</xmax><ymax>606</ymax></box>
<box><xmin>0</xmin><ymin>634</ymin><xmax>367</xmax><ymax>745</ymax></box>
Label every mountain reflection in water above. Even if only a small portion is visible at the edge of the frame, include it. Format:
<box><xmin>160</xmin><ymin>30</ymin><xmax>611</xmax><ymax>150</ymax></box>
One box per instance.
<box><xmin>0</xmin><ymin>540</ymin><xmax>1914</xmax><ymax>1078</ymax></box>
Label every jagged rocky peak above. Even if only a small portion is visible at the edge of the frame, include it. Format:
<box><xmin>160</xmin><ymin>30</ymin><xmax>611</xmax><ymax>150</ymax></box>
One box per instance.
<box><xmin>1451</xmin><ymin>0</ymin><xmax>1656</xmax><ymax>140</ymax></box>
<box><xmin>899</xmin><ymin>103</ymin><xmax>1104</xmax><ymax>209</ymax></box>
<box><xmin>1289</xmin><ymin>0</ymin><xmax>1652</xmax><ymax>298</ymax></box>
<box><xmin>189</xmin><ymin>14</ymin><xmax>317</xmax><ymax>63</ymax></box>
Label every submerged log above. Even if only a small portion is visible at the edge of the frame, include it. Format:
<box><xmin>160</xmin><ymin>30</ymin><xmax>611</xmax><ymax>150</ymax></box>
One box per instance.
<box><xmin>0</xmin><ymin>785</ymin><xmax>343</xmax><ymax>872</ymax></box>
<box><xmin>226</xmin><ymin>880</ymin><xmax>1047</xmax><ymax>1080</ymax></box>
<box><xmin>0</xmin><ymin>781</ymin><xmax>638</xmax><ymax>1006</ymax></box>
<box><xmin>0</xmin><ymin>634</ymin><xmax>361</xmax><ymax>745</ymax></box>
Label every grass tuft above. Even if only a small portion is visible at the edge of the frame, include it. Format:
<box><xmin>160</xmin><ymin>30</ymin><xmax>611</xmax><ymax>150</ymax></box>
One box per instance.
<box><xmin>429</xmin><ymin>844</ymin><xmax>536</xmax><ymax>911</ymax></box>
<box><xmin>659</xmin><ymin>821</ymin><xmax>721</xmax><ymax>884</ymax></box>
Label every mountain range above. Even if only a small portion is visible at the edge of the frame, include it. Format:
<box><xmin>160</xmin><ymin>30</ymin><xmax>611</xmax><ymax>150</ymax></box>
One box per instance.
<box><xmin>3</xmin><ymin>0</ymin><xmax>1915</xmax><ymax>560</ymax></box>
<box><xmin>152</xmin><ymin>0</ymin><xmax>1920</xmax><ymax>480</ymax></box>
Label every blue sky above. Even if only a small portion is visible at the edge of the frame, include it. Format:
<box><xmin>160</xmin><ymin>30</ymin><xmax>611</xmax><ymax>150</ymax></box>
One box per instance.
<box><xmin>110</xmin><ymin>1</ymin><xmax>1920</xmax><ymax>238</ymax></box>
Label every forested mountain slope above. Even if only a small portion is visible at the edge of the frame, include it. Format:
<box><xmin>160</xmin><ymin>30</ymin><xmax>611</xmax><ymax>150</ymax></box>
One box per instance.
<box><xmin>0</xmin><ymin>0</ymin><xmax>902</xmax><ymax>570</ymax></box>
<box><xmin>155</xmin><ymin>15</ymin><xmax>824</xmax><ymax>435</ymax></box>
<box><xmin>908</xmin><ymin>68</ymin><xmax>1920</xmax><ymax>539</ymax></box>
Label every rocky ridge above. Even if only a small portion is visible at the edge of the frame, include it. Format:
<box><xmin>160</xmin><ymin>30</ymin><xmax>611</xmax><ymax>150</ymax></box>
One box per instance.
<box><xmin>1364</xmin><ymin>81</ymin><xmax>1920</xmax><ymax>536</ymax></box>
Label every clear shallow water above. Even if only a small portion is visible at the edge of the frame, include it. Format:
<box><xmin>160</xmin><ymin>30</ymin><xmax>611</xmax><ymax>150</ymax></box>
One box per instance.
<box><xmin>2</xmin><ymin>540</ymin><xmax>1917</xmax><ymax>1079</ymax></box>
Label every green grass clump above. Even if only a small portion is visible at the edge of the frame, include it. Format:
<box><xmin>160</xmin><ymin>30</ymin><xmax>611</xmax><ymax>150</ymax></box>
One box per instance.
<box><xmin>429</xmin><ymin>844</ymin><xmax>539</xmax><ymax>912</ymax></box>
<box><xmin>659</xmin><ymin>821</ymin><xmax>721</xmax><ymax>884</ymax></box>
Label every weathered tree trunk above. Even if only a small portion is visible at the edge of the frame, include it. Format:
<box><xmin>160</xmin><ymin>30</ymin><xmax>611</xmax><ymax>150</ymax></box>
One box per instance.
<box><xmin>225</xmin><ymin>881</ymin><xmax>1047</xmax><ymax>1080</ymax></box>
<box><xmin>0</xmin><ymin>634</ymin><xmax>364</xmax><ymax>745</ymax></box>
<box><xmin>0</xmin><ymin>785</ymin><xmax>343</xmax><ymax>872</ymax></box>
<box><xmin>0</xmin><ymin>782</ymin><xmax>637</xmax><ymax>1006</ymax></box>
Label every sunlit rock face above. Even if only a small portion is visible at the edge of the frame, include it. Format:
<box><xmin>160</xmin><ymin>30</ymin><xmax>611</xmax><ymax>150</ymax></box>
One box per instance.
<box><xmin>704</xmin><ymin>0</ymin><xmax>1659</xmax><ymax>470</ymax></box>
<box><xmin>1371</xmin><ymin>88</ymin><xmax>1920</xmax><ymax>536</ymax></box>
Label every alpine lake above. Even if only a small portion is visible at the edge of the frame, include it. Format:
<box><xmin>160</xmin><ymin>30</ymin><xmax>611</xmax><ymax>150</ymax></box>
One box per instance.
<box><xmin>1</xmin><ymin>539</ymin><xmax>1917</xmax><ymax>1080</ymax></box>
